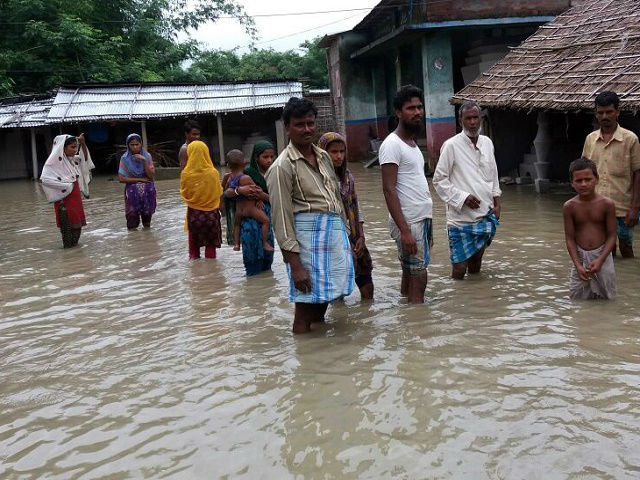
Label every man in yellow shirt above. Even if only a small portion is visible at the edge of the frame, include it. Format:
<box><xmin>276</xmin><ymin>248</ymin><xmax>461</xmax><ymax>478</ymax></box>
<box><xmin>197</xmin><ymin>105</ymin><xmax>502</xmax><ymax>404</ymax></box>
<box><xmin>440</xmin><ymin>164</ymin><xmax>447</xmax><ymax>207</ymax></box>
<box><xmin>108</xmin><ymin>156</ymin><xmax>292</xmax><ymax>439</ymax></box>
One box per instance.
<box><xmin>582</xmin><ymin>91</ymin><xmax>640</xmax><ymax>257</ymax></box>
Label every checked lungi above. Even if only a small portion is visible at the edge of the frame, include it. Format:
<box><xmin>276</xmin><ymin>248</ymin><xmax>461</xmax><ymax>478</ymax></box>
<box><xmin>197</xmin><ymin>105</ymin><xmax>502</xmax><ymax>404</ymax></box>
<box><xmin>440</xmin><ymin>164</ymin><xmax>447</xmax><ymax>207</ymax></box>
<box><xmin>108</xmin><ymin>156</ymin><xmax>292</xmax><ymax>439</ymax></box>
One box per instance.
<box><xmin>616</xmin><ymin>214</ymin><xmax>640</xmax><ymax>245</ymax></box>
<box><xmin>448</xmin><ymin>212</ymin><xmax>499</xmax><ymax>264</ymax></box>
<box><xmin>287</xmin><ymin>212</ymin><xmax>355</xmax><ymax>303</ymax></box>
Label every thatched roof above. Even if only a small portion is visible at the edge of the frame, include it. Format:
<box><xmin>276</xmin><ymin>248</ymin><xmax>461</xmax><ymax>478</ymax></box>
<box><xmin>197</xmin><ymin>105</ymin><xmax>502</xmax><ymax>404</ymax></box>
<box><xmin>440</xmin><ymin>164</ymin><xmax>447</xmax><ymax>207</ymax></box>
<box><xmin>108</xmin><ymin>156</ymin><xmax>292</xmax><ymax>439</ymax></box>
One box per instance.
<box><xmin>452</xmin><ymin>0</ymin><xmax>640</xmax><ymax>112</ymax></box>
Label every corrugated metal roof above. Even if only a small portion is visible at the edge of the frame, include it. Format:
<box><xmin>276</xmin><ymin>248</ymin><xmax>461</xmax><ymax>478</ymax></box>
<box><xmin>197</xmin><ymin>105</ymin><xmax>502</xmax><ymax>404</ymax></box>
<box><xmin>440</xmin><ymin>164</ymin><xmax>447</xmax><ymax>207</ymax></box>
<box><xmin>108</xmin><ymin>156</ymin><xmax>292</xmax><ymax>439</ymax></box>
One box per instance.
<box><xmin>0</xmin><ymin>98</ymin><xmax>53</xmax><ymax>128</ymax></box>
<box><xmin>47</xmin><ymin>81</ymin><xmax>304</xmax><ymax>123</ymax></box>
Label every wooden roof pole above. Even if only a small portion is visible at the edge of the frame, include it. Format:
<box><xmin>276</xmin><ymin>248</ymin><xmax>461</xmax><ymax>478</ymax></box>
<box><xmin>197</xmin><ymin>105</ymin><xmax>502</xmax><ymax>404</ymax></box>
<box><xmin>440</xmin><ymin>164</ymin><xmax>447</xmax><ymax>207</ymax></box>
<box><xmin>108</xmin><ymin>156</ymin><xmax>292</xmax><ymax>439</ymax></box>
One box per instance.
<box><xmin>217</xmin><ymin>114</ymin><xmax>225</xmax><ymax>166</ymax></box>
<box><xmin>30</xmin><ymin>127</ymin><xmax>38</xmax><ymax>180</ymax></box>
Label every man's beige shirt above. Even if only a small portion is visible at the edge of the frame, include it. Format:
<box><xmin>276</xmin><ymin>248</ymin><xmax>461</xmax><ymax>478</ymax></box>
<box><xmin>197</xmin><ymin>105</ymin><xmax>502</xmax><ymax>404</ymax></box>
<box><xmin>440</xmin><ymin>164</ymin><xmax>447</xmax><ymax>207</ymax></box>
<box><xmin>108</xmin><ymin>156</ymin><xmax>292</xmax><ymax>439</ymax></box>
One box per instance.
<box><xmin>582</xmin><ymin>125</ymin><xmax>640</xmax><ymax>216</ymax></box>
<box><xmin>265</xmin><ymin>141</ymin><xmax>344</xmax><ymax>253</ymax></box>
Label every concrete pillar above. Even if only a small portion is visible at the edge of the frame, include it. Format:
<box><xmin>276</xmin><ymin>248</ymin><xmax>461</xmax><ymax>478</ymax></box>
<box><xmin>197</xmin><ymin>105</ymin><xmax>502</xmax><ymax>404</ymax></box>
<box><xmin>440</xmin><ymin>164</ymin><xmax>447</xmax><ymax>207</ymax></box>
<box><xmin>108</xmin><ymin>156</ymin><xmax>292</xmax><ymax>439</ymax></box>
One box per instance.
<box><xmin>533</xmin><ymin>111</ymin><xmax>552</xmax><ymax>193</ymax></box>
<box><xmin>30</xmin><ymin>128</ymin><xmax>38</xmax><ymax>180</ymax></box>
<box><xmin>421</xmin><ymin>33</ymin><xmax>456</xmax><ymax>166</ymax></box>
<box><xmin>372</xmin><ymin>65</ymin><xmax>387</xmax><ymax>138</ymax></box>
<box><xmin>141</xmin><ymin>120</ymin><xmax>148</xmax><ymax>148</ymax></box>
<box><xmin>217</xmin><ymin>114</ymin><xmax>225</xmax><ymax>165</ymax></box>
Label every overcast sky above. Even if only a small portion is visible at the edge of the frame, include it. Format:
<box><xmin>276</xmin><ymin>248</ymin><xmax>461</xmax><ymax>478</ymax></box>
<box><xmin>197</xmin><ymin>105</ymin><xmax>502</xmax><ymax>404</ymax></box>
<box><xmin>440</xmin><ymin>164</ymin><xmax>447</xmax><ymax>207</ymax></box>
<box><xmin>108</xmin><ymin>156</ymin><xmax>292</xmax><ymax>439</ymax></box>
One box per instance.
<box><xmin>185</xmin><ymin>0</ymin><xmax>380</xmax><ymax>52</ymax></box>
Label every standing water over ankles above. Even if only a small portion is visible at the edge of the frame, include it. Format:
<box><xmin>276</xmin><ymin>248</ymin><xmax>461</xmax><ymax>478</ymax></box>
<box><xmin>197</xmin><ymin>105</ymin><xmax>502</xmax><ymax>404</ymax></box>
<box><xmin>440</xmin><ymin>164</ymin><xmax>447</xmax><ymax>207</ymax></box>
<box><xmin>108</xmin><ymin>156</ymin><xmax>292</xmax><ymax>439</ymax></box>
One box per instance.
<box><xmin>1</xmin><ymin>167</ymin><xmax>640</xmax><ymax>479</ymax></box>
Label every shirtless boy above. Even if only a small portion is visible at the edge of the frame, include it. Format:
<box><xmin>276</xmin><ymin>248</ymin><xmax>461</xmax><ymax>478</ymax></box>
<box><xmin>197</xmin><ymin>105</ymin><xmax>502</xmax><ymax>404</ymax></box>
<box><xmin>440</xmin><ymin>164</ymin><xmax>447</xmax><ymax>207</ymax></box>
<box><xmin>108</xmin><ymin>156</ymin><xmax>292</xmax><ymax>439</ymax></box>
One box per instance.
<box><xmin>222</xmin><ymin>149</ymin><xmax>274</xmax><ymax>252</ymax></box>
<box><xmin>563</xmin><ymin>157</ymin><xmax>617</xmax><ymax>299</ymax></box>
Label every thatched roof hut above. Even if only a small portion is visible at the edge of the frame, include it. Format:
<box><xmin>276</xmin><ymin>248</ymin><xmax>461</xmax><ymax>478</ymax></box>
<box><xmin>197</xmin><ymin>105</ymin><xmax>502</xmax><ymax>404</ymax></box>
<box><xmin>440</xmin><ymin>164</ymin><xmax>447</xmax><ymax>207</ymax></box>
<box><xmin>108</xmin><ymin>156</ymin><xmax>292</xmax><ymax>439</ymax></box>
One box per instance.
<box><xmin>452</xmin><ymin>0</ymin><xmax>640</xmax><ymax>112</ymax></box>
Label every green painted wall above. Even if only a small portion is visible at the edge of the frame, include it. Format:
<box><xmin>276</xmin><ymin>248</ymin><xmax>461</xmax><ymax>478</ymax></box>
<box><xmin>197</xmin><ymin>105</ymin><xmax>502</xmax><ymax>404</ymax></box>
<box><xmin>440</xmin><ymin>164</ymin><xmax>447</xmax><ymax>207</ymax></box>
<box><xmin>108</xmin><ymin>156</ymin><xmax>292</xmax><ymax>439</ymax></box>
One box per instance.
<box><xmin>421</xmin><ymin>33</ymin><xmax>455</xmax><ymax>121</ymax></box>
<box><xmin>338</xmin><ymin>35</ymin><xmax>376</xmax><ymax>122</ymax></box>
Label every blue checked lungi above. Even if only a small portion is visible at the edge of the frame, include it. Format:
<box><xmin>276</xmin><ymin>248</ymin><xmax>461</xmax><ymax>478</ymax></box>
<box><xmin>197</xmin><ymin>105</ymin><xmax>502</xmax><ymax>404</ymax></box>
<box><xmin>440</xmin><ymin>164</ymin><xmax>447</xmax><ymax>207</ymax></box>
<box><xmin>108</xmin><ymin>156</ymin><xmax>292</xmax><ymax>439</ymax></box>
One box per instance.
<box><xmin>447</xmin><ymin>212</ymin><xmax>499</xmax><ymax>264</ymax></box>
<box><xmin>390</xmin><ymin>217</ymin><xmax>432</xmax><ymax>273</ymax></box>
<box><xmin>287</xmin><ymin>212</ymin><xmax>355</xmax><ymax>303</ymax></box>
<box><xmin>616</xmin><ymin>215</ymin><xmax>640</xmax><ymax>245</ymax></box>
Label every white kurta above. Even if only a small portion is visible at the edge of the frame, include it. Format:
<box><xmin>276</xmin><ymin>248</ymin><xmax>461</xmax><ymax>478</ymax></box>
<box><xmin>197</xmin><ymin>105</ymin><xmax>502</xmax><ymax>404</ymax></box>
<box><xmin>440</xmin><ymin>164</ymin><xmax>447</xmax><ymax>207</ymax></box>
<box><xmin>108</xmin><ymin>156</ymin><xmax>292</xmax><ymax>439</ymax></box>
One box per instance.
<box><xmin>433</xmin><ymin>132</ymin><xmax>501</xmax><ymax>226</ymax></box>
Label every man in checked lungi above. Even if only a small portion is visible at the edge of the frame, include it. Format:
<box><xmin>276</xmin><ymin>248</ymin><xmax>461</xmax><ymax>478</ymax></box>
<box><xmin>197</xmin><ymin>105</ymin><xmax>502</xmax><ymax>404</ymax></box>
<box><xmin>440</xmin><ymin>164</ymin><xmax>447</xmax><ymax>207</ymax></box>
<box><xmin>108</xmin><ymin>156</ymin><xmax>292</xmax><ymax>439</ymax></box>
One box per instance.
<box><xmin>266</xmin><ymin>97</ymin><xmax>354</xmax><ymax>333</ymax></box>
<box><xmin>433</xmin><ymin>101</ymin><xmax>502</xmax><ymax>280</ymax></box>
<box><xmin>380</xmin><ymin>85</ymin><xmax>434</xmax><ymax>303</ymax></box>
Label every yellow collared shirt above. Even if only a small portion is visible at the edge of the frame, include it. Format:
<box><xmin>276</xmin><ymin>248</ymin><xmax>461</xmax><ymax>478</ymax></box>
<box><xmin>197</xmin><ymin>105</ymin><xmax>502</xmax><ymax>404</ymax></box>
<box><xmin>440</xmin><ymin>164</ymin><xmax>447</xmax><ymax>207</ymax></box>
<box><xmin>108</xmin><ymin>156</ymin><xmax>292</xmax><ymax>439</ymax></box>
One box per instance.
<box><xmin>582</xmin><ymin>125</ymin><xmax>640</xmax><ymax>216</ymax></box>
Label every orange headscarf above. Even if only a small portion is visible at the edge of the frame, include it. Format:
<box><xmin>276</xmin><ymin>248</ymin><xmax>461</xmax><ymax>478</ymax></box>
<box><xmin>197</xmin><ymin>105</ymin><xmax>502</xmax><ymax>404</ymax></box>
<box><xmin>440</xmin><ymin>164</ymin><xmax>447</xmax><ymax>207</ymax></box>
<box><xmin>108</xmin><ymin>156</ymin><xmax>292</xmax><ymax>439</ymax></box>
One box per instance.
<box><xmin>180</xmin><ymin>141</ymin><xmax>222</xmax><ymax>230</ymax></box>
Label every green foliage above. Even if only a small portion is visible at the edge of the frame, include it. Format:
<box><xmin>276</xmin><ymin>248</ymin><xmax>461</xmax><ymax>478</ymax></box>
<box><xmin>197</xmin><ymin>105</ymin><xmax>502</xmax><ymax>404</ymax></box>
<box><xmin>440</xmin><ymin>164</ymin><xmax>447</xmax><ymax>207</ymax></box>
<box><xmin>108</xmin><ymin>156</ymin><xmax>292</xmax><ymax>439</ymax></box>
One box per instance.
<box><xmin>0</xmin><ymin>0</ymin><xmax>254</xmax><ymax>96</ymax></box>
<box><xmin>188</xmin><ymin>37</ymin><xmax>329</xmax><ymax>89</ymax></box>
<box><xmin>0</xmin><ymin>1</ymin><xmax>328</xmax><ymax>96</ymax></box>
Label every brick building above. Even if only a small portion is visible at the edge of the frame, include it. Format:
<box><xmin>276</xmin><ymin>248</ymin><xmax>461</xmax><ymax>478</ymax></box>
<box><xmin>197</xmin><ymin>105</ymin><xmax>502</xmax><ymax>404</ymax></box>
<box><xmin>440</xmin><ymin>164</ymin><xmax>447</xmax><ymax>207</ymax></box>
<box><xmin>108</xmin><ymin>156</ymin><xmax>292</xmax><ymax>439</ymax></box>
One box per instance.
<box><xmin>305</xmin><ymin>89</ymin><xmax>338</xmax><ymax>134</ymax></box>
<box><xmin>319</xmin><ymin>0</ymin><xmax>574</xmax><ymax>166</ymax></box>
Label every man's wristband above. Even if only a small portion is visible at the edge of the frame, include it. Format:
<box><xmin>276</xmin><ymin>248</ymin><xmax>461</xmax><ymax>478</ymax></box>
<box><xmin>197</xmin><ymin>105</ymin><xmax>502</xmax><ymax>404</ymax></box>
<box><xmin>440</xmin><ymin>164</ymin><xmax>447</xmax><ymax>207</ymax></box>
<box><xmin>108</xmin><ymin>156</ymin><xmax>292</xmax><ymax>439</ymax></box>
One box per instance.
<box><xmin>234</xmin><ymin>187</ymin><xmax>239</xmax><ymax>196</ymax></box>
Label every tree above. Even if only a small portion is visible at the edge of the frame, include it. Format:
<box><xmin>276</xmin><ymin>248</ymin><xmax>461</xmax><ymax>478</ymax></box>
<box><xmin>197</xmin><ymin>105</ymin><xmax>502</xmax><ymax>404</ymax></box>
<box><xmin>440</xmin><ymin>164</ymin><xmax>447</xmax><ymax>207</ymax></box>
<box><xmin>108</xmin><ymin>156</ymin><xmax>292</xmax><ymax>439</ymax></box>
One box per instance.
<box><xmin>187</xmin><ymin>37</ymin><xmax>329</xmax><ymax>89</ymax></box>
<box><xmin>297</xmin><ymin>38</ymin><xmax>329</xmax><ymax>89</ymax></box>
<box><xmin>0</xmin><ymin>0</ymin><xmax>255</xmax><ymax>96</ymax></box>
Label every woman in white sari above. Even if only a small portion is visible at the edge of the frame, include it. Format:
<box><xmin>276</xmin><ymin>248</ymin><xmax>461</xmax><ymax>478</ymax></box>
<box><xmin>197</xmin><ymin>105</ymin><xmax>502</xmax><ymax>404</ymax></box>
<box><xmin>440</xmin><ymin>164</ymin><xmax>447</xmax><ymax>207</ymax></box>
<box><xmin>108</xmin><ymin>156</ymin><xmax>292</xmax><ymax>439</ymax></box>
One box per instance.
<box><xmin>40</xmin><ymin>134</ymin><xmax>94</xmax><ymax>248</ymax></box>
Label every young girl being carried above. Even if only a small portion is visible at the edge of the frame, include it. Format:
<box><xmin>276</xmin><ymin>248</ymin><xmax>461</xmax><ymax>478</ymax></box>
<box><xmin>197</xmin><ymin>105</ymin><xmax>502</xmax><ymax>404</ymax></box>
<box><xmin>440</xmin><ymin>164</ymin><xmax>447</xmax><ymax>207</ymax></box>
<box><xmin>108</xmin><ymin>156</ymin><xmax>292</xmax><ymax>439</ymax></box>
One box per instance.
<box><xmin>222</xmin><ymin>149</ymin><xmax>274</xmax><ymax>252</ymax></box>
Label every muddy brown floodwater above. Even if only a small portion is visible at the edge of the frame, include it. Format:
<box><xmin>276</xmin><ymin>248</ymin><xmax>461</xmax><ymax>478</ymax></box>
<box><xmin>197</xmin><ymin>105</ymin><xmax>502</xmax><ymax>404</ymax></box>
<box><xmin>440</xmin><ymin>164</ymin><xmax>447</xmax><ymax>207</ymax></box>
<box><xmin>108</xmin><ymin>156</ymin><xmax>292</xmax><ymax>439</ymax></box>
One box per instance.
<box><xmin>1</xmin><ymin>166</ymin><xmax>640</xmax><ymax>479</ymax></box>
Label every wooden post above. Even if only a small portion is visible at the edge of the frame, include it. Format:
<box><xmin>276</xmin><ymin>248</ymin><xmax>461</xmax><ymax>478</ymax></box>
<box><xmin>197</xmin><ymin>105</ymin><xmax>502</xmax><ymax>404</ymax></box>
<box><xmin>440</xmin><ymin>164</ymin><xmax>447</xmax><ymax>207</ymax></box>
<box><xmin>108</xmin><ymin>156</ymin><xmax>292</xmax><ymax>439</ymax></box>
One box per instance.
<box><xmin>30</xmin><ymin>128</ymin><xmax>38</xmax><ymax>180</ymax></box>
<box><xmin>217</xmin><ymin>114</ymin><xmax>225</xmax><ymax>165</ymax></box>
<box><xmin>275</xmin><ymin>119</ymin><xmax>286</xmax><ymax>154</ymax></box>
<box><xmin>141</xmin><ymin>120</ymin><xmax>148</xmax><ymax>148</ymax></box>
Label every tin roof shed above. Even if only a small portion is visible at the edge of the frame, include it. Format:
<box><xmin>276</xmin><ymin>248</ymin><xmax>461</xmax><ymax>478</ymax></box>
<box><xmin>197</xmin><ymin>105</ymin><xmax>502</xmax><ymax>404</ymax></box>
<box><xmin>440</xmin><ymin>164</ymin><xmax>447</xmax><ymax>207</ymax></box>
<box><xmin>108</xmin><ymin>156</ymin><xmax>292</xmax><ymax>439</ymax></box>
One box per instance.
<box><xmin>47</xmin><ymin>81</ymin><xmax>304</xmax><ymax>123</ymax></box>
<box><xmin>0</xmin><ymin>97</ymin><xmax>53</xmax><ymax>128</ymax></box>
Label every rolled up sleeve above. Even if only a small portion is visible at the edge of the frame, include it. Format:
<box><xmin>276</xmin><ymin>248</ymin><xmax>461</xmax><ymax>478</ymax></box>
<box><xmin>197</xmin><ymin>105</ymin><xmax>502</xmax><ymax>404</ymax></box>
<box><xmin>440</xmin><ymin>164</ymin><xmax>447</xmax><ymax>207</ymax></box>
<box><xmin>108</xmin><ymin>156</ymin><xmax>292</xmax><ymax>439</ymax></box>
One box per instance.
<box><xmin>266</xmin><ymin>160</ymin><xmax>299</xmax><ymax>253</ymax></box>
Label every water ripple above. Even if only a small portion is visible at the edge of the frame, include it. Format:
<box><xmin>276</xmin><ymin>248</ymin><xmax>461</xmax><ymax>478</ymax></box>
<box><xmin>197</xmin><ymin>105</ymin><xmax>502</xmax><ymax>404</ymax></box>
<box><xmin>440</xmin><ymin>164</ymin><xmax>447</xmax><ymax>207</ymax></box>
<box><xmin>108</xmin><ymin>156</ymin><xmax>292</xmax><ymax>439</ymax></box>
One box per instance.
<box><xmin>1</xmin><ymin>173</ymin><xmax>639</xmax><ymax>478</ymax></box>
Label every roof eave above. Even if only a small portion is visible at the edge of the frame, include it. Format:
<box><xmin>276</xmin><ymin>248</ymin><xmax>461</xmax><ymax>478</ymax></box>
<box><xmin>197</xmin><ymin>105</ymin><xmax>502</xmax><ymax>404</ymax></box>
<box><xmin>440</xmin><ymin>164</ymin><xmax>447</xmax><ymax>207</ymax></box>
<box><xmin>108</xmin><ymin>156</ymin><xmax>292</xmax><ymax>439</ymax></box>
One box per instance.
<box><xmin>450</xmin><ymin>95</ymin><xmax>640</xmax><ymax>114</ymax></box>
<box><xmin>350</xmin><ymin>16</ymin><xmax>554</xmax><ymax>59</ymax></box>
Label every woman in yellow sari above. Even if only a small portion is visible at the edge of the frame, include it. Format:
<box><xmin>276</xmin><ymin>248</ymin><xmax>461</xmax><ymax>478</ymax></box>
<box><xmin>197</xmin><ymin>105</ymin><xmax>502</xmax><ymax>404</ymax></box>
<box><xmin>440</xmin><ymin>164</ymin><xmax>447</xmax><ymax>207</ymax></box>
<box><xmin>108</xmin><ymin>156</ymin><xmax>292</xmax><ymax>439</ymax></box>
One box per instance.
<box><xmin>180</xmin><ymin>140</ymin><xmax>223</xmax><ymax>259</ymax></box>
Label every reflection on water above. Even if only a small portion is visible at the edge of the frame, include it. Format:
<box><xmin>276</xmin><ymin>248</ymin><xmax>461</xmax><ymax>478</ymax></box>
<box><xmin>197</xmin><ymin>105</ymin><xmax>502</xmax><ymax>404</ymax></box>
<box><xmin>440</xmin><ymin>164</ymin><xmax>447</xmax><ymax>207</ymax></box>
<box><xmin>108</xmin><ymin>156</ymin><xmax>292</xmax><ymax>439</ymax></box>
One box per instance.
<box><xmin>1</xmin><ymin>169</ymin><xmax>640</xmax><ymax>479</ymax></box>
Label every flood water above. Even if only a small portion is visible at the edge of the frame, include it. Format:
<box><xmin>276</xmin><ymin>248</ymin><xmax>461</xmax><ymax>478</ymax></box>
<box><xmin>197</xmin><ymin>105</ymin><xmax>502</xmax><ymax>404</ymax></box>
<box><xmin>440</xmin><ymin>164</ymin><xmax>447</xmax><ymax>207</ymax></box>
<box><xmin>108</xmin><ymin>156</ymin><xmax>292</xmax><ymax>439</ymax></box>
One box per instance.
<box><xmin>2</xmin><ymin>166</ymin><xmax>640</xmax><ymax>479</ymax></box>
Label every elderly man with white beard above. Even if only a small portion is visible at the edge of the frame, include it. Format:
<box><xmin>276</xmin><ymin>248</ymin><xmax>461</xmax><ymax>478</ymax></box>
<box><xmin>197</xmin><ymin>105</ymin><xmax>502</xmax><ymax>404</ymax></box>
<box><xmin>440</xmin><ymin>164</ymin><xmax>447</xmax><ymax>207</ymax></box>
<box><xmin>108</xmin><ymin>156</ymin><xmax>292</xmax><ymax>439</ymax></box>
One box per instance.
<box><xmin>433</xmin><ymin>101</ymin><xmax>502</xmax><ymax>280</ymax></box>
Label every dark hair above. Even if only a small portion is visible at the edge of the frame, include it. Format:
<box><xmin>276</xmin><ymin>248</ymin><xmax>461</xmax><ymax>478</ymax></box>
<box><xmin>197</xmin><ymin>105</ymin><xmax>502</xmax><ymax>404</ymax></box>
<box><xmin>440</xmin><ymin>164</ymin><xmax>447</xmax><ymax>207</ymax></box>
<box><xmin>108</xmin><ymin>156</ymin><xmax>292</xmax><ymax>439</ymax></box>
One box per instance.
<box><xmin>282</xmin><ymin>97</ymin><xmax>317</xmax><ymax>126</ymax></box>
<box><xmin>393</xmin><ymin>85</ymin><xmax>423</xmax><ymax>111</ymax></box>
<box><xmin>595</xmin><ymin>91</ymin><xmax>619</xmax><ymax>110</ymax></box>
<box><xmin>387</xmin><ymin>114</ymin><xmax>398</xmax><ymax>132</ymax></box>
<box><xmin>569</xmin><ymin>157</ymin><xmax>598</xmax><ymax>180</ymax></box>
<box><xmin>184</xmin><ymin>119</ymin><xmax>201</xmax><ymax>133</ymax></box>
<box><xmin>64</xmin><ymin>136</ymin><xmax>77</xmax><ymax>147</ymax></box>
<box><xmin>226</xmin><ymin>149</ymin><xmax>245</xmax><ymax>166</ymax></box>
